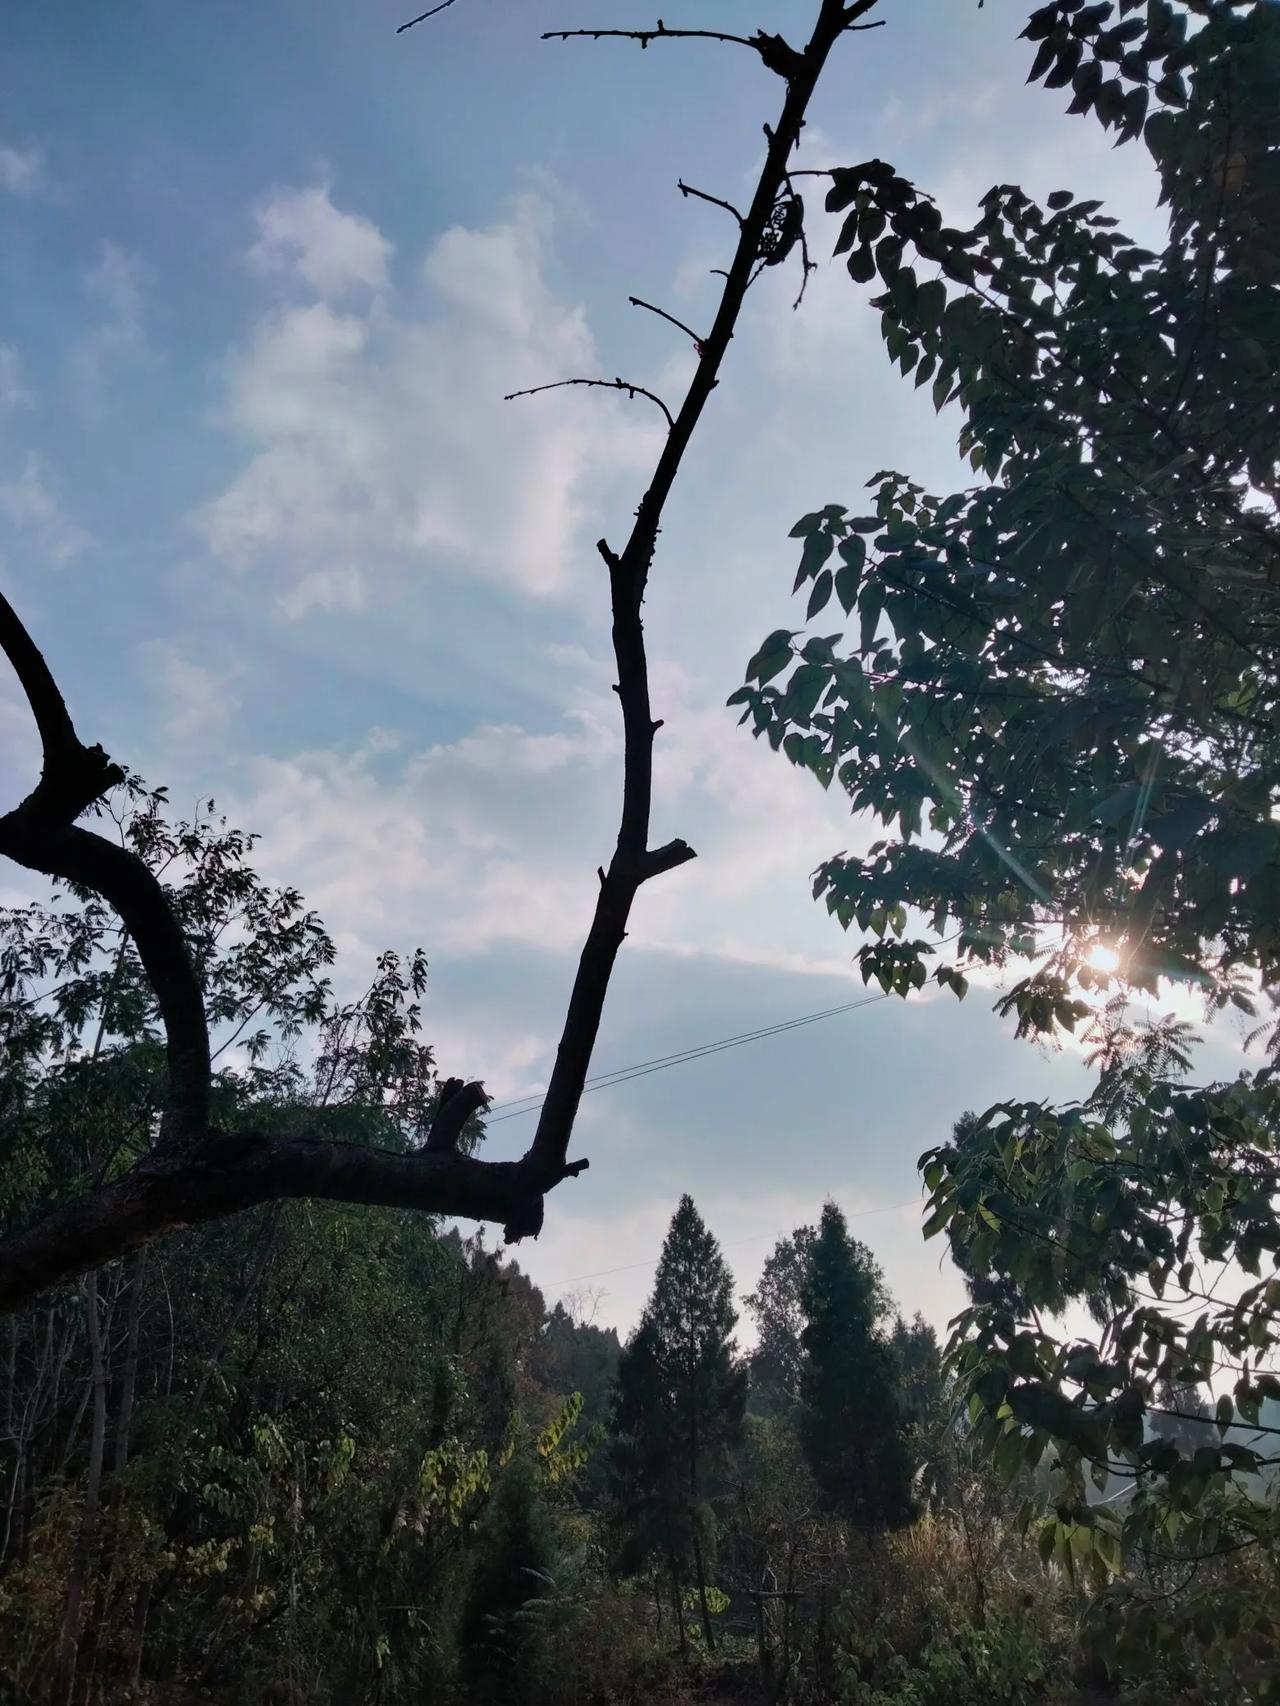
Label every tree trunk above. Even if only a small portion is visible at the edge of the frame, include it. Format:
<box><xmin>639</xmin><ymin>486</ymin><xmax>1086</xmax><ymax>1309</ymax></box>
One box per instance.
<box><xmin>691</xmin><ymin>1522</ymin><xmax>716</xmax><ymax>1651</ymax></box>
<box><xmin>54</xmin><ymin>1271</ymin><xmax>108</xmax><ymax>1705</ymax></box>
<box><xmin>112</xmin><ymin>1248</ymin><xmax>147</xmax><ymax>1476</ymax></box>
<box><xmin>670</xmin><ymin>1559</ymin><xmax>688</xmax><ymax>1660</ymax></box>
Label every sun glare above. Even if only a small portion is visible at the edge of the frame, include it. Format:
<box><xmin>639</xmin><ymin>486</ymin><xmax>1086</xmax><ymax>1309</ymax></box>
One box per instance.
<box><xmin>1088</xmin><ymin>944</ymin><xmax>1120</xmax><ymax>974</ymax></box>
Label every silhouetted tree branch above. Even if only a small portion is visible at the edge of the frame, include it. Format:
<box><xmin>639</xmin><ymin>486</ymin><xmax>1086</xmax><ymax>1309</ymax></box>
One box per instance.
<box><xmin>504</xmin><ymin>376</ymin><xmax>676</xmax><ymax>431</ymax></box>
<box><xmin>0</xmin><ymin>0</ymin><xmax>877</xmax><ymax>1312</ymax></box>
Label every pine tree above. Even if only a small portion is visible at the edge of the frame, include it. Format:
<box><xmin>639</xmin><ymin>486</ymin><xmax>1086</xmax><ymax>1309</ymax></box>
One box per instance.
<box><xmin>746</xmin><ymin>1223</ymin><xmax>894</xmax><ymax>1417</ymax></box>
<box><xmin>744</xmin><ymin>1226</ymin><xmax>816</xmax><ymax>1418</ymax></box>
<box><xmin>610</xmin><ymin>1196</ymin><xmax>746</xmax><ymax>1650</ymax></box>
<box><xmin>799</xmin><ymin>1201</ymin><xmax>914</xmax><ymax>1531</ymax></box>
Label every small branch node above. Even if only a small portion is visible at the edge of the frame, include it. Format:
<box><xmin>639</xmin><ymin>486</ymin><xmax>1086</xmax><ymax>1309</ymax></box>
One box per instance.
<box><xmin>643</xmin><ymin>838</ymin><xmax>697</xmax><ymax>880</ymax></box>
<box><xmin>424</xmin><ymin>1077</ymin><xmax>488</xmax><ymax>1153</ymax></box>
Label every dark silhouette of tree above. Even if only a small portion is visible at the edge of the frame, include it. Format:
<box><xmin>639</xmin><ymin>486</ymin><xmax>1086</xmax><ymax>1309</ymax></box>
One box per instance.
<box><xmin>0</xmin><ymin>0</ymin><xmax>882</xmax><ymax>1312</ymax></box>
<box><xmin>458</xmin><ymin>1460</ymin><xmax>557</xmax><ymax>1694</ymax></box>
<box><xmin>741</xmin><ymin>0</ymin><xmax>1280</xmax><ymax>1616</ymax></box>
<box><xmin>743</xmin><ymin>1226</ymin><xmax>817</xmax><ymax>1418</ymax></box>
<box><xmin>611</xmin><ymin>1197</ymin><xmax>745</xmax><ymax>1649</ymax></box>
<box><xmin>891</xmin><ymin>1311</ymin><xmax>951</xmax><ymax>1511</ymax></box>
<box><xmin>799</xmin><ymin>1202</ymin><xmax>913</xmax><ymax>1531</ymax></box>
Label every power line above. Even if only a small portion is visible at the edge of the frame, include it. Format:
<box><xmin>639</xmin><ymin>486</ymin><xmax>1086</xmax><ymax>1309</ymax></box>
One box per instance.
<box><xmin>542</xmin><ymin>1195</ymin><xmax>921</xmax><ymax>1293</ymax></box>
<box><xmin>485</xmin><ymin>991</ymin><xmax>890</xmax><ymax>1124</ymax></box>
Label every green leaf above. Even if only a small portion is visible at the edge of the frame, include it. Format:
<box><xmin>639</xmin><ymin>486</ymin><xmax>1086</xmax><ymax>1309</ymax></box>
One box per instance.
<box><xmin>835</xmin><ymin>562</ymin><xmax>861</xmax><ymax>616</ymax></box>
<box><xmin>807</xmin><ymin>569</ymin><xmax>834</xmax><ymax>619</ymax></box>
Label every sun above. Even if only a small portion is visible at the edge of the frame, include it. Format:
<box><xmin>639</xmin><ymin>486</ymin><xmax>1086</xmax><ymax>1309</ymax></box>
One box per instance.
<box><xmin>1088</xmin><ymin>943</ymin><xmax>1120</xmax><ymax>974</ymax></box>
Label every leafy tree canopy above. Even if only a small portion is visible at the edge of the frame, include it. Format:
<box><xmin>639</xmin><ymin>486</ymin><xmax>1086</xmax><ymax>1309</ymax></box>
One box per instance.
<box><xmin>738</xmin><ymin>0</ymin><xmax>1280</xmax><ymax>1634</ymax></box>
<box><xmin>735</xmin><ymin>0</ymin><xmax>1280</xmax><ymax>1041</ymax></box>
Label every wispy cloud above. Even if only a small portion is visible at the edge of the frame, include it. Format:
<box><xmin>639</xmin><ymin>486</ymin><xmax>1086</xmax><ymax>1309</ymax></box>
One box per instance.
<box><xmin>195</xmin><ymin>186</ymin><xmax>658</xmax><ymax>611</ymax></box>
<box><xmin>69</xmin><ymin>243</ymin><xmax>159</xmax><ymax>414</ymax></box>
<box><xmin>248</xmin><ymin>184</ymin><xmax>393</xmax><ymax>299</ymax></box>
<box><xmin>139</xmin><ymin>640</ymin><xmax>241</xmax><ymax>746</ymax></box>
<box><xmin>0</xmin><ymin>143</ymin><xmax>45</xmax><ymax>197</ymax></box>
<box><xmin>0</xmin><ymin>453</ymin><xmax>90</xmax><ymax>565</ymax></box>
<box><xmin>0</xmin><ymin>347</ymin><xmax>32</xmax><ymax>413</ymax></box>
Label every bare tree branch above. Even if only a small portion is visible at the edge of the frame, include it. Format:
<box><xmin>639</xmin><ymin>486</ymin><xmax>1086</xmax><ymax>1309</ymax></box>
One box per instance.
<box><xmin>0</xmin><ymin>0</ymin><xmax>878</xmax><ymax>1313</ymax></box>
<box><xmin>628</xmin><ymin>296</ymin><xmax>704</xmax><ymax>348</ymax></box>
<box><xmin>0</xmin><ymin>594</ymin><xmax>210</xmax><ymax>1143</ymax></box>
<box><xmin>678</xmin><ymin>179</ymin><xmax>745</xmax><ymax>226</ymax></box>
<box><xmin>424</xmin><ymin>1078</ymin><xmax>489</xmax><ymax>1152</ymax></box>
<box><xmin>525</xmin><ymin>0</ymin><xmax>862</xmax><ymax>1175</ymax></box>
<box><xmin>505</xmin><ymin>376</ymin><xmax>676</xmax><ymax>431</ymax></box>
<box><xmin>397</xmin><ymin>0</ymin><xmax>461</xmax><ymax>34</ymax></box>
<box><xmin>0</xmin><ymin>1132</ymin><xmax>587</xmax><ymax>1314</ymax></box>
<box><xmin>544</xmin><ymin>24</ymin><xmax>761</xmax><ymax>53</ymax></box>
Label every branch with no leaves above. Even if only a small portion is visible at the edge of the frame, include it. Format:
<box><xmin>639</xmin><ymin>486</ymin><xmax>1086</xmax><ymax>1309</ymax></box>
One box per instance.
<box><xmin>0</xmin><ymin>0</ymin><xmax>878</xmax><ymax>1313</ymax></box>
<box><xmin>397</xmin><ymin>0</ymin><xmax>461</xmax><ymax>33</ymax></box>
<box><xmin>544</xmin><ymin>11</ymin><xmax>882</xmax><ymax>56</ymax></box>
<box><xmin>678</xmin><ymin>180</ymin><xmax>745</xmax><ymax>226</ymax></box>
<box><xmin>628</xmin><ymin>297</ymin><xmax>704</xmax><ymax>349</ymax></box>
<box><xmin>505</xmin><ymin>376</ymin><xmax>675</xmax><ymax>431</ymax></box>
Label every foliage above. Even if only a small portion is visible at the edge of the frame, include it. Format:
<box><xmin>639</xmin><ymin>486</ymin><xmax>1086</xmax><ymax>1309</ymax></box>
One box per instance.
<box><xmin>799</xmin><ymin>1203</ymin><xmax>915</xmax><ymax>1531</ymax></box>
<box><xmin>0</xmin><ymin>794</ymin><xmax>597</xmax><ymax>1705</ymax></box>
<box><xmin>611</xmin><ymin>1196</ymin><xmax>746</xmax><ymax>1649</ymax></box>
<box><xmin>743</xmin><ymin>1225</ymin><xmax>819</xmax><ymax>1418</ymax></box>
<box><xmin>735</xmin><ymin>0</ymin><xmax>1280</xmax><ymax>1043</ymax></box>
<box><xmin>738</xmin><ymin>0</ymin><xmax>1280</xmax><ymax>1685</ymax></box>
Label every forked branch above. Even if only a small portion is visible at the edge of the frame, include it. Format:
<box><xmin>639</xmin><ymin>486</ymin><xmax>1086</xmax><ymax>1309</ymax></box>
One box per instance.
<box><xmin>0</xmin><ymin>0</ymin><xmax>877</xmax><ymax>1313</ymax></box>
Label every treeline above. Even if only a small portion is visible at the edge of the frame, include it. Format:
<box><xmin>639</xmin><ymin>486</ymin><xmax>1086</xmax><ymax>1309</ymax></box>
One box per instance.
<box><xmin>3</xmin><ymin>1175</ymin><xmax>1268</xmax><ymax>1704</ymax></box>
<box><xmin>2</xmin><ymin>801</ymin><xmax>1275</xmax><ymax>1703</ymax></box>
<box><xmin>0</xmin><ymin>1154</ymin><xmax>1021</xmax><ymax>1704</ymax></box>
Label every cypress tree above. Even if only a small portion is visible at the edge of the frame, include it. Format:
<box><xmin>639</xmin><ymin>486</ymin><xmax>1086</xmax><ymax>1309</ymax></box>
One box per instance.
<box><xmin>610</xmin><ymin>1195</ymin><xmax>746</xmax><ymax>1649</ymax></box>
<box><xmin>799</xmin><ymin>1201</ymin><xmax>914</xmax><ymax>1530</ymax></box>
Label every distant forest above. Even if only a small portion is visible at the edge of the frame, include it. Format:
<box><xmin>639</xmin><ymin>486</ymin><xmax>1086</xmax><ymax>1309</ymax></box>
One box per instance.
<box><xmin>2</xmin><ymin>1139</ymin><xmax>1274</xmax><ymax>1702</ymax></box>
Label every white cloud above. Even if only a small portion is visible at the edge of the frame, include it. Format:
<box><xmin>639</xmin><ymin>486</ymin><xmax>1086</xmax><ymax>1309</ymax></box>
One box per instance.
<box><xmin>195</xmin><ymin>188</ymin><xmax>658</xmax><ymax>610</ymax></box>
<box><xmin>69</xmin><ymin>244</ymin><xmax>157</xmax><ymax>413</ymax></box>
<box><xmin>0</xmin><ymin>143</ymin><xmax>44</xmax><ymax>197</ymax></box>
<box><xmin>249</xmin><ymin>184</ymin><xmax>392</xmax><ymax>299</ymax></box>
<box><xmin>226</xmin><ymin>647</ymin><xmax>865</xmax><ymax>980</ymax></box>
<box><xmin>0</xmin><ymin>346</ymin><xmax>32</xmax><ymax>412</ymax></box>
<box><xmin>140</xmin><ymin>641</ymin><xmax>240</xmax><ymax>745</ymax></box>
<box><xmin>0</xmin><ymin>453</ymin><xmax>90</xmax><ymax>564</ymax></box>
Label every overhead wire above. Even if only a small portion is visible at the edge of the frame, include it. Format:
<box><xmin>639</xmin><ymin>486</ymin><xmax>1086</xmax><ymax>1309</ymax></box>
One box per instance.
<box><xmin>485</xmin><ymin>991</ymin><xmax>890</xmax><ymax>1124</ymax></box>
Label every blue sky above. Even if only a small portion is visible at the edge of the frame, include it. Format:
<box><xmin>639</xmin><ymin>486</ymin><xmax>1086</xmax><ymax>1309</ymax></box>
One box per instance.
<box><xmin>0</xmin><ymin>0</ymin><xmax>1251</xmax><ymax>1334</ymax></box>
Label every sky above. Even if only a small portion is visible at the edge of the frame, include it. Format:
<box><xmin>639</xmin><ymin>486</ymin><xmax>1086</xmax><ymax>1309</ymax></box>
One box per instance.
<box><xmin>0</xmin><ymin>0</ymin><xmax>1254</xmax><ymax>1339</ymax></box>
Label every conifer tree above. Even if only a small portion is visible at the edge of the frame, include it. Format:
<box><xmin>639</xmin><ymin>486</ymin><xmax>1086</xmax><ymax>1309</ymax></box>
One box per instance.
<box><xmin>799</xmin><ymin>1202</ymin><xmax>914</xmax><ymax>1531</ymax></box>
<box><xmin>610</xmin><ymin>1196</ymin><xmax>746</xmax><ymax>1649</ymax></box>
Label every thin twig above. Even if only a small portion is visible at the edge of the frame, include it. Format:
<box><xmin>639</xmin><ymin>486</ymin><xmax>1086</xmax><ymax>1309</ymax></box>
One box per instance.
<box><xmin>504</xmin><ymin>376</ymin><xmax>675</xmax><ymax>431</ymax></box>
<box><xmin>397</xmin><ymin>0</ymin><xmax>460</xmax><ymax>33</ymax></box>
<box><xmin>544</xmin><ymin>25</ymin><xmax>758</xmax><ymax>50</ymax></box>
<box><xmin>792</xmin><ymin>224</ymin><xmax>817</xmax><ymax>312</ymax></box>
<box><xmin>678</xmin><ymin>179</ymin><xmax>744</xmax><ymax>225</ymax></box>
<box><xmin>628</xmin><ymin>297</ymin><xmax>703</xmax><ymax>348</ymax></box>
